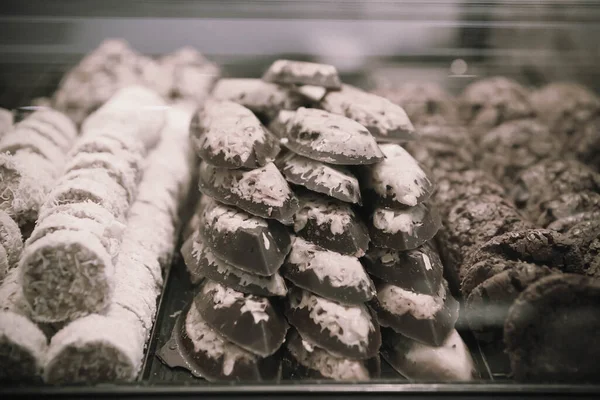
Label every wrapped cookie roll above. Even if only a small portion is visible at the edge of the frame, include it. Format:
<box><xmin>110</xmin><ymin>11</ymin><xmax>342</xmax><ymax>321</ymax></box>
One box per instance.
<box><xmin>0</xmin><ymin>109</ymin><xmax>77</xmax><ymax>228</ymax></box>
<box><xmin>44</xmin><ymin>105</ymin><xmax>195</xmax><ymax>384</ymax></box>
<box><xmin>0</xmin><ymin>266</ymin><xmax>48</xmax><ymax>382</ymax></box>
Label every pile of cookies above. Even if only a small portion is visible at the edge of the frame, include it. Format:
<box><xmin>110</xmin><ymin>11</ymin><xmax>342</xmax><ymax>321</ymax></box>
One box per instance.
<box><xmin>376</xmin><ymin>77</ymin><xmax>600</xmax><ymax>382</ymax></box>
<box><xmin>178</xmin><ymin>59</ymin><xmax>475</xmax><ymax>382</ymax></box>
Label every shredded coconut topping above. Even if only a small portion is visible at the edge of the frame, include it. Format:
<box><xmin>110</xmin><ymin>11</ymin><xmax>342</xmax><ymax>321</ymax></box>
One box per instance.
<box><xmin>203</xmin><ymin>200</ymin><xmax>268</xmax><ymax>232</ymax></box>
<box><xmin>294</xmin><ymin>193</ymin><xmax>353</xmax><ymax>235</ymax></box>
<box><xmin>288</xmin><ymin>237</ymin><xmax>370</xmax><ymax>290</ymax></box>
<box><xmin>372</xmin><ymin>205</ymin><xmax>427</xmax><ymax>235</ymax></box>
<box><xmin>292</xmin><ymin>290</ymin><xmax>374</xmax><ymax>348</ymax></box>
<box><xmin>203</xmin><ymin>281</ymin><xmax>270</xmax><ymax>323</ymax></box>
<box><xmin>365</xmin><ymin>144</ymin><xmax>431</xmax><ymax>207</ymax></box>
<box><xmin>378</xmin><ymin>283</ymin><xmax>445</xmax><ymax>319</ymax></box>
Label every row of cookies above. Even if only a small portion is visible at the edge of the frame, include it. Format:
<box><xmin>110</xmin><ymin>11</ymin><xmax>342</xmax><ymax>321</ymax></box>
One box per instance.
<box><xmin>43</xmin><ymin>105</ymin><xmax>196</xmax><ymax>384</ymax></box>
<box><xmin>53</xmin><ymin>39</ymin><xmax>221</xmax><ymax>126</ymax></box>
<box><xmin>0</xmin><ymin>108</ymin><xmax>78</xmax><ymax>381</ymax></box>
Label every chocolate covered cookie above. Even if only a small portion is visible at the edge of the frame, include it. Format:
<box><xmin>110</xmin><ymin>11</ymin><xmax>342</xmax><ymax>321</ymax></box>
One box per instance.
<box><xmin>200</xmin><ymin>199</ymin><xmax>291</xmax><ymax>276</ymax></box>
<box><xmin>479</xmin><ymin>119</ymin><xmax>561</xmax><ymax>186</ymax></box>
<box><xmin>380</xmin><ymin>328</ymin><xmax>476</xmax><ymax>382</ymax></box>
<box><xmin>504</xmin><ymin>274</ymin><xmax>600</xmax><ymax>382</ymax></box>
<box><xmin>181</xmin><ymin>232</ymin><xmax>287</xmax><ymax>296</ymax></box>
<box><xmin>198</xmin><ymin>162</ymin><xmax>299</xmax><ymax>225</ymax></box>
<box><xmin>212</xmin><ymin>78</ymin><xmax>305</xmax><ymax>122</ymax></box>
<box><xmin>321</xmin><ymin>85</ymin><xmax>417</xmax><ymax>143</ymax></box>
<box><xmin>286</xmin><ymin>288</ymin><xmax>381</xmax><ymax>360</ymax></box>
<box><xmin>369</xmin><ymin>203</ymin><xmax>441</xmax><ymax>252</ymax></box>
<box><xmin>362</xmin><ymin>242</ymin><xmax>443</xmax><ymax>296</ymax></box>
<box><xmin>283</xmin><ymin>328</ymin><xmax>380</xmax><ymax>381</ymax></box>
<box><xmin>282</xmin><ymin>236</ymin><xmax>375</xmax><ymax>305</ymax></box>
<box><xmin>293</xmin><ymin>191</ymin><xmax>369</xmax><ymax>256</ymax></box>
<box><xmin>458</xmin><ymin>77</ymin><xmax>533</xmax><ymax>138</ymax></box>
<box><xmin>371</xmin><ymin>281</ymin><xmax>459</xmax><ymax>347</ymax></box>
<box><xmin>276</xmin><ymin>152</ymin><xmax>361</xmax><ymax>204</ymax></box>
<box><xmin>284</xmin><ymin>108</ymin><xmax>383</xmax><ymax>165</ymax></box>
<box><xmin>262</xmin><ymin>59</ymin><xmax>342</xmax><ymax>90</ymax></box>
<box><xmin>195</xmin><ymin>280</ymin><xmax>288</xmax><ymax>357</ymax></box>
<box><xmin>190</xmin><ymin>100</ymin><xmax>280</xmax><ymax>169</ymax></box>
<box><xmin>360</xmin><ymin>144</ymin><xmax>434</xmax><ymax>208</ymax></box>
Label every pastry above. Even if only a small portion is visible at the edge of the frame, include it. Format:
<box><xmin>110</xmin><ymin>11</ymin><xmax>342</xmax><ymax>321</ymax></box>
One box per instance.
<box><xmin>359</xmin><ymin>144</ymin><xmax>434</xmax><ymax>208</ymax></box>
<box><xmin>282</xmin><ymin>236</ymin><xmax>375</xmax><ymax>305</ymax></box>
<box><xmin>199</xmin><ymin>199</ymin><xmax>291</xmax><ymax>276</ymax></box>
<box><xmin>504</xmin><ymin>274</ymin><xmax>600</xmax><ymax>382</ymax></box>
<box><xmin>368</xmin><ymin>203</ymin><xmax>441</xmax><ymax>252</ymax></box>
<box><xmin>285</xmin><ymin>288</ymin><xmax>381</xmax><ymax>360</ymax></box>
<box><xmin>321</xmin><ymin>84</ymin><xmax>416</xmax><ymax>142</ymax></box>
<box><xmin>292</xmin><ymin>191</ymin><xmax>369</xmax><ymax>256</ymax></box>
<box><xmin>195</xmin><ymin>280</ymin><xmax>289</xmax><ymax>357</ymax></box>
<box><xmin>262</xmin><ymin>59</ymin><xmax>342</xmax><ymax>89</ymax></box>
<box><xmin>276</xmin><ymin>152</ymin><xmax>361</xmax><ymax>204</ymax></box>
<box><xmin>190</xmin><ymin>100</ymin><xmax>280</xmax><ymax>169</ymax></box>
<box><xmin>0</xmin><ymin>210</ymin><xmax>23</xmax><ymax>271</ymax></box>
<box><xmin>370</xmin><ymin>281</ymin><xmax>459</xmax><ymax>347</ymax></box>
<box><xmin>284</xmin><ymin>107</ymin><xmax>383</xmax><ymax>165</ymax></box>
<box><xmin>198</xmin><ymin>162</ymin><xmax>299</xmax><ymax>225</ymax></box>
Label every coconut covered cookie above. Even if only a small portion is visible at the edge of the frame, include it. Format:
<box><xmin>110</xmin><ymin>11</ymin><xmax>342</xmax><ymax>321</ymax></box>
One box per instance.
<box><xmin>0</xmin><ymin>210</ymin><xmax>23</xmax><ymax>274</ymax></box>
<box><xmin>262</xmin><ymin>59</ymin><xmax>342</xmax><ymax>90</ymax></box>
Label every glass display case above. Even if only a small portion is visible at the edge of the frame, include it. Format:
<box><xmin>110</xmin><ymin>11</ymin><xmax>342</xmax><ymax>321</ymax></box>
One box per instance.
<box><xmin>0</xmin><ymin>1</ymin><xmax>599</xmax><ymax>398</ymax></box>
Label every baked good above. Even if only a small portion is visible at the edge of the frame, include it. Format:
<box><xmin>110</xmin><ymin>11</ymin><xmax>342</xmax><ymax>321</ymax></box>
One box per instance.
<box><xmin>566</xmin><ymin>220</ymin><xmax>600</xmax><ymax>279</ymax></box>
<box><xmin>359</xmin><ymin>144</ymin><xmax>434</xmax><ymax>208</ymax></box>
<box><xmin>282</xmin><ymin>236</ymin><xmax>375</xmax><ymax>305</ymax></box>
<box><xmin>286</xmin><ymin>288</ymin><xmax>381</xmax><ymax>360</ymax></box>
<box><xmin>479</xmin><ymin>119</ymin><xmax>561</xmax><ymax>186</ymax></box>
<box><xmin>198</xmin><ymin>162</ymin><xmax>299</xmax><ymax>225</ymax></box>
<box><xmin>536</xmin><ymin>191</ymin><xmax>600</xmax><ymax>228</ymax></box>
<box><xmin>458</xmin><ymin>77</ymin><xmax>533</xmax><ymax>138</ymax></box>
<box><xmin>370</xmin><ymin>281</ymin><xmax>459</xmax><ymax>347</ymax></box>
<box><xmin>504</xmin><ymin>274</ymin><xmax>600</xmax><ymax>382</ymax></box>
<box><xmin>570</xmin><ymin>116</ymin><xmax>600</xmax><ymax>171</ymax></box>
<box><xmin>283</xmin><ymin>328</ymin><xmax>380</xmax><ymax>381</ymax></box>
<box><xmin>195</xmin><ymin>280</ymin><xmax>289</xmax><ymax>357</ymax></box>
<box><xmin>292</xmin><ymin>191</ymin><xmax>369</xmax><ymax>257</ymax></box>
<box><xmin>511</xmin><ymin>159</ymin><xmax>600</xmax><ymax>219</ymax></box>
<box><xmin>460</xmin><ymin>229</ymin><xmax>584</xmax><ymax>297</ymax></box>
<box><xmin>380</xmin><ymin>328</ymin><xmax>476</xmax><ymax>382</ymax></box>
<box><xmin>0</xmin><ymin>108</ymin><xmax>12</xmax><ymax>137</ymax></box>
<box><xmin>212</xmin><ymin>78</ymin><xmax>305</xmax><ymax>122</ymax></box>
<box><xmin>199</xmin><ymin>199</ymin><xmax>291</xmax><ymax>276</ymax></box>
<box><xmin>190</xmin><ymin>100</ymin><xmax>281</xmax><ymax>169</ymax></box>
<box><xmin>262</xmin><ymin>59</ymin><xmax>342</xmax><ymax>90</ymax></box>
<box><xmin>433</xmin><ymin>169</ymin><xmax>505</xmax><ymax>215</ymax></box>
<box><xmin>267</xmin><ymin>110</ymin><xmax>296</xmax><ymax>138</ymax></box>
<box><xmin>530</xmin><ymin>82</ymin><xmax>599</xmax><ymax>145</ymax></box>
<box><xmin>284</xmin><ymin>107</ymin><xmax>384</xmax><ymax>165</ymax></box>
<box><xmin>321</xmin><ymin>84</ymin><xmax>416</xmax><ymax>143</ymax></box>
<box><xmin>362</xmin><ymin>242</ymin><xmax>443</xmax><ymax>296</ymax></box>
<box><xmin>372</xmin><ymin>82</ymin><xmax>458</xmax><ymax>127</ymax></box>
<box><xmin>0</xmin><ymin>210</ymin><xmax>23</xmax><ymax>272</ymax></box>
<box><xmin>547</xmin><ymin>210</ymin><xmax>600</xmax><ymax>233</ymax></box>
<box><xmin>441</xmin><ymin>194</ymin><xmax>534</xmax><ymax>278</ymax></box>
<box><xmin>176</xmin><ymin>302</ymin><xmax>281</xmax><ymax>382</ymax></box>
<box><xmin>276</xmin><ymin>152</ymin><xmax>362</xmax><ymax>204</ymax></box>
<box><xmin>368</xmin><ymin>203</ymin><xmax>441</xmax><ymax>252</ymax></box>
<box><xmin>181</xmin><ymin>231</ymin><xmax>287</xmax><ymax>296</ymax></box>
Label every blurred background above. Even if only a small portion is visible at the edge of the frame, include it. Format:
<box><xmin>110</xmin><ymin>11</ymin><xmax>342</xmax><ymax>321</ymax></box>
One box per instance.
<box><xmin>1</xmin><ymin>0</ymin><xmax>599</xmax><ymax>107</ymax></box>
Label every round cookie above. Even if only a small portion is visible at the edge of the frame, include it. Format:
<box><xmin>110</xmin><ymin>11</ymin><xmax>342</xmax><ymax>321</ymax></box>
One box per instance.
<box><xmin>433</xmin><ymin>169</ymin><xmax>505</xmax><ymax>215</ymax></box>
<box><xmin>566</xmin><ymin>220</ymin><xmax>600</xmax><ymax>280</ymax></box>
<box><xmin>536</xmin><ymin>191</ymin><xmax>600</xmax><ymax>228</ymax></box>
<box><xmin>547</xmin><ymin>210</ymin><xmax>600</xmax><ymax>233</ymax></box>
<box><xmin>372</xmin><ymin>82</ymin><xmax>458</xmax><ymax>127</ymax></box>
<box><xmin>504</xmin><ymin>274</ymin><xmax>600</xmax><ymax>382</ymax></box>
<box><xmin>460</xmin><ymin>229</ymin><xmax>583</xmax><ymax>297</ymax></box>
<box><xmin>441</xmin><ymin>194</ymin><xmax>534</xmax><ymax>277</ymax></box>
<box><xmin>0</xmin><ymin>210</ymin><xmax>23</xmax><ymax>269</ymax></box>
<box><xmin>403</xmin><ymin>125</ymin><xmax>476</xmax><ymax>182</ymax></box>
<box><xmin>511</xmin><ymin>159</ymin><xmax>600</xmax><ymax>218</ymax></box>
<box><xmin>570</xmin><ymin>116</ymin><xmax>600</xmax><ymax>172</ymax></box>
<box><xmin>479</xmin><ymin>119</ymin><xmax>561</xmax><ymax>186</ymax></box>
<box><xmin>458</xmin><ymin>77</ymin><xmax>534</xmax><ymax>138</ymax></box>
<box><xmin>530</xmin><ymin>82</ymin><xmax>599</xmax><ymax>145</ymax></box>
<box><xmin>0</xmin><ymin>244</ymin><xmax>8</xmax><ymax>281</ymax></box>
